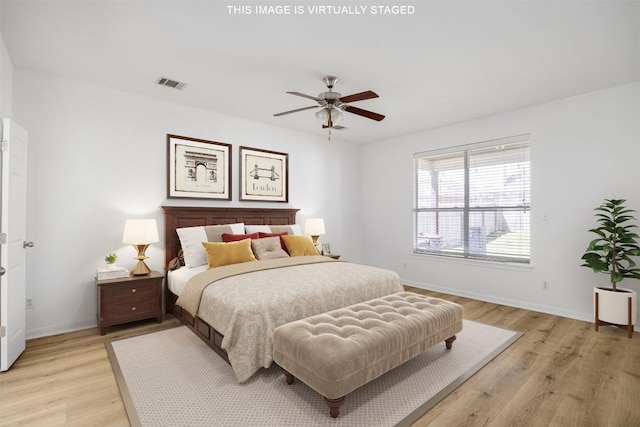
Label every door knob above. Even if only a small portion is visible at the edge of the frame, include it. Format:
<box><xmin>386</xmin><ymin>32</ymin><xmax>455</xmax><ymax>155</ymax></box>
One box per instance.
<box><xmin>23</xmin><ymin>241</ymin><xmax>34</xmax><ymax>248</ymax></box>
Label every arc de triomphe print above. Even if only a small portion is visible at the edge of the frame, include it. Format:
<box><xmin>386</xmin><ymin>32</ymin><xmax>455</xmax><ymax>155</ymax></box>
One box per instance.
<box><xmin>183</xmin><ymin>150</ymin><xmax>217</xmax><ymax>183</ymax></box>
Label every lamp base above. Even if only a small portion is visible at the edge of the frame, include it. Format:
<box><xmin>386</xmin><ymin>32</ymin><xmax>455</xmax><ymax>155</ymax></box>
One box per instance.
<box><xmin>130</xmin><ymin>243</ymin><xmax>152</xmax><ymax>276</ymax></box>
<box><xmin>131</xmin><ymin>260</ymin><xmax>152</xmax><ymax>276</ymax></box>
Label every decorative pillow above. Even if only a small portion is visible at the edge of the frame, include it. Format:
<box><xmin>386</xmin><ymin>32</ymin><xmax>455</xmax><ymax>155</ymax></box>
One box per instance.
<box><xmin>244</xmin><ymin>225</ymin><xmax>272</xmax><ymax>234</ymax></box>
<box><xmin>258</xmin><ymin>231</ymin><xmax>289</xmax><ymax>251</ymax></box>
<box><xmin>281</xmin><ymin>235</ymin><xmax>320</xmax><ymax>257</ymax></box>
<box><xmin>258</xmin><ymin>231</ymin><xmax>288</xmax><ymax>238</ymax></box>
<box><xmin>176</xmin><ymin>226</ymin><xmax>207</xmax><ymax>268</ymax></box>
<box><xmin>201</xmin><ymin>239</ymin><xmax>256</xmax><ymax>268</ymax></box>
<box><xmin>176</xmin><ymin>223</ymin><xmax>244</xmax><ymax>268</ymax></box>
<box><xmin>203</xmin><ymin>223</ymin><xmax>245</xmax><ymax>242</ymax></box>
<box><xmin>167</xmin><ymin>249</ymin><xmax>185</xmax><ymax>271</ymax></box>
<box><xmin>270</xmin><ymin>224</ymin><xmax>302</xmax><ymax>235</ymax></box>
<box><xmin>222</xmin><ymin>232</ymin><xmax>259</xmax><ymax>242</ymax></box>
<box><xmin>251</xmin><ymin>237</ymin><xmax>290</xmax><ymax>260</ymax></box>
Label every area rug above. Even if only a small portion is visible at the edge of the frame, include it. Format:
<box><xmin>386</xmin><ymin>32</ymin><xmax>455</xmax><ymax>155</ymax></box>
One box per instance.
<box><xmin>107</xmin><ymin>320</ymin><xmax>521</xmax><ymax>427</ymax></box>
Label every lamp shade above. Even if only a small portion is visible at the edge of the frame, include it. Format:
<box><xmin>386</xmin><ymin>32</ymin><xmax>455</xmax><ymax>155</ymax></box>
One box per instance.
<box><xmin>122</xmin><ymin>219</ymin><xmax>159</xmax><ymax>244</ymax></box>
<box><xmin>304</xmin><ymin>218</ymin><xmax>325</xmax><ymax>236</ymax></box>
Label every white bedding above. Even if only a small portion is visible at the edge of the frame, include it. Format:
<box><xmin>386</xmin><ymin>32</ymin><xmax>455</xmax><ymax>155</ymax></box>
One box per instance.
<box><xmin>167</xmin><ymin>264</ymin><xmax>207</xmax><ymax>295</ymax></box>
<box><xmin>180</xmin><ymin>257</ymin><xmax>404</xmax><ymax>383</ymax></box>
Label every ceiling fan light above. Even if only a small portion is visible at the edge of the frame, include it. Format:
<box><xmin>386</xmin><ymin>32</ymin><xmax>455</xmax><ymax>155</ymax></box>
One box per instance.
<box><xmin>331</xmin><ymin>109</ymin><xmax>343</xmax><ymax>124</ymax></box>
<box><xmin>315</xmin><ymin>108</ymin><xmax>329</xmax><ymax>123</ymax></box>
<box><xmin>315</xmin><ymin>108</ymin><xmax>343</xmax><ymax>127</ymax></box>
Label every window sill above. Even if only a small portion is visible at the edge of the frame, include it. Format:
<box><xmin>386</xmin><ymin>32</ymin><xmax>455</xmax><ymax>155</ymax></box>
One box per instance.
<box><xmin>411</xmin><ymin>252</ymin><xmax>533</xmax><ymax>272</ymax></box>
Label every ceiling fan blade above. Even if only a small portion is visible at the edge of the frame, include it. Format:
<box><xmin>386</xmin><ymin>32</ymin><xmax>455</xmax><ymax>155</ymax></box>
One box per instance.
<box><xmin>273</xmin><ymin>105</ymin><xmax>318</xmax><ymax>117</ymax></box>
<box><xmin>342</xmin><ymin>105</ymin><xmax>385</xmax><ymax>121</ymax></box>
<box><xmin>339</xmin><ymin>90</ymin><xmax>379</xmax><ymax>104</ymax></box>
<box><xmin>286</xmin><ymin>91</ymin><xmax>322</xmax><ymax>102</ymax></box>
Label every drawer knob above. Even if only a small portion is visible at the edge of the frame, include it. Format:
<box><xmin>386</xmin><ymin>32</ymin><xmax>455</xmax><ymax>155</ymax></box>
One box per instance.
<box><xmin>131</xmin><ymin>306</ymin><xmax>136</xmax><ymax>311</ymax></box>
<box><xmin>131</xmin><ymin>288</ymin><xmax>137</xmax><ymax>293</ymax></box>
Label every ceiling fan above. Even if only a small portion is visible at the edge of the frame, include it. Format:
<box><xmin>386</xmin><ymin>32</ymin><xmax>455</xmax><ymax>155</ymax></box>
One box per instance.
<box><xmin>273</xmin><ymin>76</ymin><xmax>385</xmax><ymax>130</ymax></box>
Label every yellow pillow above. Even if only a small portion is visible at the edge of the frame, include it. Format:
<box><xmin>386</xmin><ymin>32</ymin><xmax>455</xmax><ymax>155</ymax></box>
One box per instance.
<box><xmin>281</xmin><ymin>235</ymin><xmax>320</xmax><ymax>256</ymax></box>
<box><xmin>201</xmin><ymin>239</ymin><xmax>256</xmax><ymax>268</ymax></box>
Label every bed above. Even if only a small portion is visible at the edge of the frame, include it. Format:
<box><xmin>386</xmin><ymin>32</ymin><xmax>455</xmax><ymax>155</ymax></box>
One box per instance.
<box><xmin>162</xmin><ymin>206</ymin><xmax>403</xmax><ymax>383</ymax></box>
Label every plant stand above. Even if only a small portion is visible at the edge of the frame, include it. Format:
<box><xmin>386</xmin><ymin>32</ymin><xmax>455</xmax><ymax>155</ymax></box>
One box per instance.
<box><xmin>594</xmin><ymin>289</ymin><xmax>635</xmax><ymax>339</ymax></box>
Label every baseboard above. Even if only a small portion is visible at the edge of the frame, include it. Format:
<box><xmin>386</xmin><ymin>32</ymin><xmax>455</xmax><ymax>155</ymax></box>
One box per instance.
<box><xmin>403</xmin><ymin>279</ymin><xmax>640</xmax><ymax>333</ymax></box>
<box><xmin>26</xmin><ymin>281</ymin><xmax>638</xmax><ymax>339</ymax></box>
<box><xmin>26</xmin><ymin>320</ymin><xmax>97</xmax><ymax>340</ymax></box>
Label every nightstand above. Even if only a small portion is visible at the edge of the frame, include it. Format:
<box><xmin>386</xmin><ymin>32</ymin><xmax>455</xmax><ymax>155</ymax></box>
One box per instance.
<box><xmin>96</xmin><ymin>271</ymin><xmax>163</xmax><ymax>335</ymax></box>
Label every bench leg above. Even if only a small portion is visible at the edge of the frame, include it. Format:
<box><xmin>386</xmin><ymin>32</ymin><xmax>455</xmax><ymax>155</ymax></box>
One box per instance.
<box><xmin>324</xmin><ymin>396</ymin><xmax>345</xmax><ymax>418</ymax></box>
<box><xmin>281</xmin><ymin>368</ymin><xmax>295</xmax><ymax>385</ymax></box>
<box><xmin>282</xmin><ymin>368</ymin><xmax>344</xmax><ymax>418</ymax></box>
<box><xmin>445</xmin><ymin>335</ymin><xmax>457</xmax><ymax>349</ymax></box>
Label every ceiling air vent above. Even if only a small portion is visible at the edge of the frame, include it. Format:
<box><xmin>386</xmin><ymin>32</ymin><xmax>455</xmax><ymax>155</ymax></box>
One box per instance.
<box><xmin>157</xmin><ymin>77</ymin><xmax>188</xmax><ymax>90</ymax></box>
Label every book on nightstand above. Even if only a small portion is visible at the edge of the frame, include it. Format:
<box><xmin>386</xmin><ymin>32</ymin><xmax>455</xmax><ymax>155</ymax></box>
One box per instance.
<box><xmin>96</xmin><ymin>266</ymin><xmax>130</xmax><ymax>280</ymax></box>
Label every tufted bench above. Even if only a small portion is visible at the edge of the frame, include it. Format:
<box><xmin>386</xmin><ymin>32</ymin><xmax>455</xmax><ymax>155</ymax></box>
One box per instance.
<box><xmin>272</xmin><ymin>291</ymin><xmax>463</xmax><ymax>417</ymax></box>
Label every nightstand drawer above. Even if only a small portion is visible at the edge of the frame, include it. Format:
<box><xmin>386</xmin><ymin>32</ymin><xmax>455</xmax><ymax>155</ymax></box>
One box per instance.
<box><xmin>107</xmin><ymin>282</ymin><xmax>159</xmax><ymax>303</ymax></box>
<box><xmin>110</xmin><ymin>298</ymin><xmax>160</xmax><ymax>321</ymax></box>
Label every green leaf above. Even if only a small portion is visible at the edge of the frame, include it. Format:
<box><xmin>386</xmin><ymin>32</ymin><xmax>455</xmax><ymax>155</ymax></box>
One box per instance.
<box><xmin>611</xmin><ymin>272</ymin><xmax>624</xmax><ymax>283</ymax></box>
<box><xmin>582</xmin><ymin>198</ymin><xmax>640</xmax><ymax>284</ymax></box>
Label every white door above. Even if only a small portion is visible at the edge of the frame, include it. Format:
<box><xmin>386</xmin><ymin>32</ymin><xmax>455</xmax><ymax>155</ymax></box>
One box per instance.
<box><xmin>0</xmin><ymin>118</ymin><xmax>28</xmax><ymax>371</ymax></box>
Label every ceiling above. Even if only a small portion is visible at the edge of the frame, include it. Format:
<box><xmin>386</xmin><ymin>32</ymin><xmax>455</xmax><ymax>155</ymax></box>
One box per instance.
<box><xmin>1</xmin><ymin>1</ymin><xmax>638</xmax><ymax>143</ymax></box>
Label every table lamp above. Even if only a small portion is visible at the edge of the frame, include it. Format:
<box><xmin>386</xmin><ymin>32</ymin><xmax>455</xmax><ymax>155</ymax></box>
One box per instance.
<box><xmin>304</xmin><ymin>218</ymin><xmax>325</xmax><ymax>244</ymax></box>
<box><xmin>122</xmin><ymin>219</ymin><xmax>159</xmax><ymax>276</ymax></box>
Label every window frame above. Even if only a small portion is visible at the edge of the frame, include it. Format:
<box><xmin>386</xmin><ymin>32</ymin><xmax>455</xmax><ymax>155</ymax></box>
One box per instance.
<box><xmin>413</xmin><ymin>135</ymin><xmax>530</xmax><ymax>264</ymax></box>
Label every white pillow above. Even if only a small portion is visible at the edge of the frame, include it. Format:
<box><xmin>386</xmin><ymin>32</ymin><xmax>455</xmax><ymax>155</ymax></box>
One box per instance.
<box><xmin>177</xmin><ymin>223</ymin><xmax>244</xmax><ymax>268</ymax></box>
<box><xmin>269</xmin><ymin>224</ymin><xmax>302</xmax><ymax>235</ymax></box>
<box><xmin>244</xmin><ymin>224</ymin><xmax>301</xmax><ymax>235</ymax></box>
<box><xmin>244</xmin><ymin>225</ymin><xmax>272</xmax><ymax>234</ymax></box>
<box><xmin>176</xmin><ymin>227</ymin><xmax>207</xmax><ymax>268</ymax></box>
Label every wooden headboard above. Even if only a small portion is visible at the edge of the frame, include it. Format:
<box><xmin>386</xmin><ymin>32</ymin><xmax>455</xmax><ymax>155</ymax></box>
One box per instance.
<box><xmin>161</xmin><ymin>206</ymin><xmax>300</xmax><ymax>267</ymax></box>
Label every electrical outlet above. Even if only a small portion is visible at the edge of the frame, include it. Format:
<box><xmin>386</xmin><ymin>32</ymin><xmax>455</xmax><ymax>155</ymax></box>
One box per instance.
<box><xmin>26</xmin><ymin>298</ymin><xmax>34</xmax><ymax>309</ymax></box>
<box><xmin>542</xmin><ymin>281</ymin><xmax>550</xmax><ymax>290</ymax></box>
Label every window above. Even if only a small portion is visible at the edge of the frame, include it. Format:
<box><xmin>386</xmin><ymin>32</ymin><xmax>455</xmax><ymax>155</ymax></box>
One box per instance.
<box><xmin>413</xmin><ymin>135</ymin><xmax>530</xmax><ymax>263</ymax></box>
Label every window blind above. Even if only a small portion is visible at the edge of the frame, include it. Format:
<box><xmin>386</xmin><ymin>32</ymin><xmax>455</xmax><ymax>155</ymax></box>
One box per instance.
<box><xmin>413</xmin><ymin>135</ymin><xmax>530</xmax><ymax>263</ymax></box>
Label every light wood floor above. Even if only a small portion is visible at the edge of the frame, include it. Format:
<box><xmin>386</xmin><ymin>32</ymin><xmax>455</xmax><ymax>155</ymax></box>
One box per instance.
<box><xmin>0</xmin><ymin>288</ymin><xmax>638</xmax><ymax>426</ymax></box>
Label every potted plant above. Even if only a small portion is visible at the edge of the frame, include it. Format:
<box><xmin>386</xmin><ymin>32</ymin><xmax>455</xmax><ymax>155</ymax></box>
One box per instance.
<box><xmin>104</xmin><ymin>252</ymin><xmax>118</xmax><ymax>268</ymax></box>
<box><xmin>581</xmin><ymin>198</ymin><xmax>640</xmax><ymax>337</ymax></box>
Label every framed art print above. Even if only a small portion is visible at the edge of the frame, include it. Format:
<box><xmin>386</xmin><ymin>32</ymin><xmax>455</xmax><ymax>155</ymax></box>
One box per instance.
<box><xmin>167</xmin><ymin>134</ymin><xmax>232</xmax><ymax>200</ymax></box>
<box><xmin>240</xmin><ymin>146</ymin><xmax>288</xmax><ymax>202</ymax></box>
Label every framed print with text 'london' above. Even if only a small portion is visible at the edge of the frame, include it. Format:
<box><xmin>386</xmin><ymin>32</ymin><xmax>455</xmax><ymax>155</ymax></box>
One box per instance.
<box><xmin>239</xmin><ymin>146</ymin><xmax>288</xmax><ymax>202</ymax></box>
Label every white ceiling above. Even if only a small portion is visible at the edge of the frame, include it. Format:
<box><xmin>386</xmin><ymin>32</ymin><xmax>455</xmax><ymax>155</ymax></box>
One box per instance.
<box><xmin>1</xmin><ymin>1</ymin><xmax>638</xmax><ymax>143</ymax></box>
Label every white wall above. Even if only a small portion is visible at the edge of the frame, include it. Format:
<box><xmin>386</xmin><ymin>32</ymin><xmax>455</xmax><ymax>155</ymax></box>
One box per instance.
<box><xmin>0</xmin><ymin>28</ymin><xmax>12</xmax><ymax>118</ymax></box>
<box><xmin>14</xmin><ymin>69</ymin><xmax>362</xmax><ymax>338</ymax></box>
<box><xmin>10</xmin><ymin>66</ymin><xmax>640</xmax><ymax>338</ymax></box>
<box><xmin>361</xmin><ymin>82</ymin><xmax>640</xmax><ymax>327</ymax></box>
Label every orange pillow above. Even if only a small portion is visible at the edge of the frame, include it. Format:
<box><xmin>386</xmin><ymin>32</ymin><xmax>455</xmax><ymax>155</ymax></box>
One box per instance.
<box><xmin>201</xmin><ymin>239</ymin><xmax>256</xmax><ymax>268</ymax></box>
<box><xmin>281</xmin><ymin>235</ymin><xmax>320</xmax><ymax>257</ymax></box>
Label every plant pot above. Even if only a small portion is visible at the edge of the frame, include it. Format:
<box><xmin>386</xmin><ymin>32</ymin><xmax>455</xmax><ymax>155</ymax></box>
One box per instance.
<box><xmin>594</xmin><ymin>287</ymin><xmax>637</xmax><ymax>337</ymax></box>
